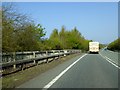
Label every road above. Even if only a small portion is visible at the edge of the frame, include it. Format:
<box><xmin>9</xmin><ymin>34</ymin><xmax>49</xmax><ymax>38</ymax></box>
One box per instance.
<box><xmin>100</xmin><ymin>49</ymin><xmax>119</xmax><ymax>65</ymax></box>
<box><xmin>17</xmin><ymin>50</ymin><xmax>119</xmax><ymax>88</ymax></box>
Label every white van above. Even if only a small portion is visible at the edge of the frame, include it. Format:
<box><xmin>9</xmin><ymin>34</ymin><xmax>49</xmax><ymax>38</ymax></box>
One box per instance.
<box><xmin>89</xmin><ymin>42</ymin><xmax>99</xmax><ymax>53</ymax></box>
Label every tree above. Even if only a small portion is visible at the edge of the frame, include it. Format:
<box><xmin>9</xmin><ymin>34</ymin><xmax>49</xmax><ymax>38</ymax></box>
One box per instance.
<box><xmin>2</xmin><ymin>3</ymin><xmax>46</xmax><ymax>52</ymax></box>
<box><xmin>2</xmin><ymin>8</ymin><xmax>16</xmax><ymax>52</ymax></box>
<box><xmin>49</xmin><ymin>29</ymin><xmax>62</xmax><ymax>50</ymax></box>
<box><xmin>49</xmin><ymin>26</ymin><xmax>90</xmax><ymax>51</ymax></box>
<box><xmin>59</xmin><ymin>26</ymin><xmax>66</xmax><ymax>49</ymax></box>
<box><xmin>107</xmin><ymin>38</ymin><xmax>120</xmax><ymax>51</ymax></box>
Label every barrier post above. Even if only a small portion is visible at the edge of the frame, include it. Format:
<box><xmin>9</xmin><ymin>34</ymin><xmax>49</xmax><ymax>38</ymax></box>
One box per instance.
<box><xmin>33</xmin><ymin>52</ymin><xmax>36</xmax><ymax>65</ymax></box>
<box><xmin>13</xmin><ymin>52</ymin><xmax>16</xmax><ymax>69</ymax></box>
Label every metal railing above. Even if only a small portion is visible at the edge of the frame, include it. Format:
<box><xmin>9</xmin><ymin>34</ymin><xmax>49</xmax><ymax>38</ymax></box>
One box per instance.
<box><xmin>1</xmin><ymin>50</ymin><xmax>81</xmax><ymax>75</ymax></box>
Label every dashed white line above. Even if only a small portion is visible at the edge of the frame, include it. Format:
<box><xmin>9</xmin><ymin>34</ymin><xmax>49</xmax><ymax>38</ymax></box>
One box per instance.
<box><xmin>43</xmin><ymin>54</ymin><xmax>87</xmax><ymax>89</ymax></box>
<box><xmin>99</xmin><ymin>53</ymin><xmax>120</xmax><ymax>69</ymax></box>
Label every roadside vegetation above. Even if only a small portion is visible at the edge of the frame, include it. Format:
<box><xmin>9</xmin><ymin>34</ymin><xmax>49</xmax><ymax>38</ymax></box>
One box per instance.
<box><xmin>2</xmin><ymin>3</ymin><xmax>46</xmax><ymax>52</ymax></box>
<box><xmin>107</xmin><ymin>38</ymin><xmax>120</xmax><ymax>52</ymax></box>
<box><xmin>2</xmin><ymin>3</ymin><xmax>91</xmax><ymax>53</ymax></box>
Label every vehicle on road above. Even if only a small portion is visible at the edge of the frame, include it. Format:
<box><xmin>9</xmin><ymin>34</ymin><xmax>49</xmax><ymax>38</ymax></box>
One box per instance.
<box><xmin>89</xmin><ymin>42</ymin><xmax>99</xmax><ymax>54</ymax></box>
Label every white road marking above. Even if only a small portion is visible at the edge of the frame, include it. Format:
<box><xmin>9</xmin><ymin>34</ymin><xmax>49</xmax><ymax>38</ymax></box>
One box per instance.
<box><xmin>43</xmin><ymin>54</ymin><xmax>87</xmax><ymax>89</ymax></box>
<box><xmin>99</xmin><ymin>53</ymin><xmax>120</xmax><ymax>69</ymax></box>
<box><xmin>109</xmin><ymin>50</ymin><xmax>113</xmax><ymax>52</ymax></box>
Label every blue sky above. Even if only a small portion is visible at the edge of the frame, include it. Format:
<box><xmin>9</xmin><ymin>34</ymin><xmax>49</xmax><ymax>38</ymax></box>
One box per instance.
<box><xmin>7</xmin><ymin>2</ymin><xmax>118</xmax><ymax>44</ymax></box>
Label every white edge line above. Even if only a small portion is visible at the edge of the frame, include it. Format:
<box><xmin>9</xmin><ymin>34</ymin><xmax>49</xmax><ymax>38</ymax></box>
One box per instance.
<box><xmin>42</xmin><ymin>54</ymin><xmax>87</xmax><ymax>89</ymax></box>
<box><xmin>99</xmin><ymin>53</ymin><xmax>120</xmax><ymax>69</ymax></box>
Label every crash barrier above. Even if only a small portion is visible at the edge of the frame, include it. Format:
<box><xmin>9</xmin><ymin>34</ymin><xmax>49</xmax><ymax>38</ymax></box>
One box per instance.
<box><xmin>1</xmin><ymin>50</ymin><xmax>81</xmax><ymax>76</ymax></box>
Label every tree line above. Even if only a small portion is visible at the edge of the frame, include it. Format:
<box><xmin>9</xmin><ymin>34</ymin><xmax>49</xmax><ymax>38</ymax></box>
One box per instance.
<box><xmin>47</xmin><ymin>26</ymin><xmax>91</xmax><ymax>50</ymax></box>
<box><xmin>2</xmin><ymin>3</ymin><xmax>92</xmax><ymax>52</ymax></box>
<box><xmin>107</xmin><ymin>38</ymin><xmax>120</xmax><ymax>51</ymax></box>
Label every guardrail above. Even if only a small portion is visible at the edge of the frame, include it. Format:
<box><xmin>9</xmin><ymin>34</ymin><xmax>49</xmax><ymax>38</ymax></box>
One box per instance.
<box><xmin>2</xmin><ymin>50</ymin><xmax>61</xmax><ymax>63</ymax></box>
<box><xmin>1</xmin><ymin>50</ymin><xmax>81</xmax><ymax>76</ymax></box>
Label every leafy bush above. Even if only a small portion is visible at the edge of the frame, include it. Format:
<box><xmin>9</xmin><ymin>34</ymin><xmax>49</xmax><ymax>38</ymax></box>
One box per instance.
<box><xmin>107</xmin><ymin>38</ymin><xmax>120</xmax><ymax>51</ymax></box>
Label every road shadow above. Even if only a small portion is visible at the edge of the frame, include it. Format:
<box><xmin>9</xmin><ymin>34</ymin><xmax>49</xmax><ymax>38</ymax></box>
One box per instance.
<box><xmin>88</xmin><ymin>52</ymin><xmax>99</xmax><ymax>54</ymax></box>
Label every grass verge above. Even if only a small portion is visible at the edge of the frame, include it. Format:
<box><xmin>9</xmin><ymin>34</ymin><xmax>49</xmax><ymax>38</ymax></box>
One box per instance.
<box><xmin>2</xmin><ymin>53</ymin><xmax>81</xmax><ymax>88</ymax></box>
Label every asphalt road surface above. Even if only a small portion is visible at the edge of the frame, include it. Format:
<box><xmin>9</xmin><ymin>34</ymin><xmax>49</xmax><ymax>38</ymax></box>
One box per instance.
<box><xmin>18</xmin><ymin>50</ymin><xmax>119</xmax><ymax>88</ymax></box>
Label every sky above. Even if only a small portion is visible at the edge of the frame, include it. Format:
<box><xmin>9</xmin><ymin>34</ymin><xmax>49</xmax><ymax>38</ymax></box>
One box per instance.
<box><xmin>2</xmin><ymin>0</ymin><xmax>119</xmax><ymax>2</ymax></box>
<box><xmin>4</xmin><ymin>2</ymin><xmax>118</xmax><ymax>44</ymax></box>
